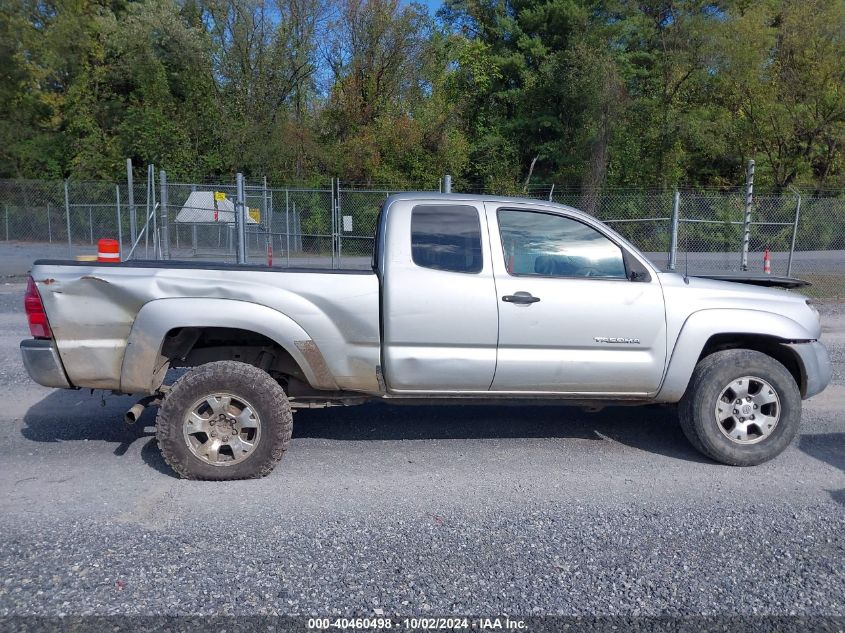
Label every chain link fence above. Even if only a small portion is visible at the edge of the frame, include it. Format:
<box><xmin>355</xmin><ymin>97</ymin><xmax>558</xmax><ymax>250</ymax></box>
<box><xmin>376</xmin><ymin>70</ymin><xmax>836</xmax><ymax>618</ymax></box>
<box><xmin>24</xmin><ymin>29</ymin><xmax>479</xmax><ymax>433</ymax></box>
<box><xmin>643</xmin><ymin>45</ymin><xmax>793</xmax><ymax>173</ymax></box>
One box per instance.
<box><xmin>1</xmin><ymin>177</ymin><xmax>843</xmax><ymax>297</ymax></box>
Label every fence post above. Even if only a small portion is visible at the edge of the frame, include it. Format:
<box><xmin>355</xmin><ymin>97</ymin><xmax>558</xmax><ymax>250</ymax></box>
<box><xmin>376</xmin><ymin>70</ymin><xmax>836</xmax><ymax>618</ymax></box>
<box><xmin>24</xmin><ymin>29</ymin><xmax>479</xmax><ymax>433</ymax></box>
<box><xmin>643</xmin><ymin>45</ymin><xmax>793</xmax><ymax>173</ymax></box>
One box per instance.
<box><xmin>236</xmin><ymin>173</ymin><xmax>247</xmax><ymax>264</ymax></box>
<box><xmin>115</xmin><ymin>185</ymin><xmax>123</xmax><ymax>256</ymax></box>
<box><xmin>443</xmin><ymin>174</ymin><xmax>452</xmax><ymax>193</ymax></box>
<box><xmin>159</xmin><ymin>170</ymin><xmax>170</xmax><ymax>259</ymax></box>
<box><xmin>269</xmin><ymin>187</ymin><xmax>274</xmax><ymax>265</ymax></box>
<box><xmin>144</xmin><ymin>166</ymin><xmax>150</xmax><ymax>258</ymax></box>
<box><xmin>285</xmin><ymin>188</ymin><xmax>290</xmax><ymax>267</ymax></box>
<box><xmin>47</xmin><ymin>203</ymin><xmax>52</xmax><ymax>243</ymax></box>
<box><xmin>787</xmin><ymin>188</ymin><xmax>802</xmax><ymax>277</ymax></box>
<box><xmin>263</xmin><ymin>176</ymin><xmax>270</xmax><ymax>266</ymax></box>
<box><xmin>143</xmin><ymin>164</ymin><xmax>156</xmax><ymax>258</ymax></box>
<box><xmin>190</xmin><ymin>184</ymin><xmax>197</xmax><ymax>255</ymax></box>
<box><xmin>127</xmin><ymin>159</ymin><xmax>136</xmax><ymax>246</ymax></box>
<box><xmin>64</xmin><ymin>179</ymin><xmax>72</xmax><ymax>257</ymax></box>
<box><xmin>150</xmin><ymin>165</ymin><xmax>157</xmax><ymax>258</ymax></box>
<box><xmin>271</xmin><ymin>189</ymin><xmax>276</xmax><ymax>256</ymax></box>
<box><xmin>337</xmin><ymin>178</ymin><xmax>343</xmax><ymax>268</ymax></box>
<box><xmin>330</xmin><ymin>178</ymin><xmax>337</xmax><ymax>269</ymax></box>
<box><xmin>668</xmin><ymin>189</ymin><xmax>680</xmax><ymax>270</ymax></box>
<box><xmin>293</xmin><ymin>201</ymin><xmax>300</xmax><ymax>251</ymax></box>
<box><xmin>741</xmin><ymin>159</ymin><xmax>755</xmax><ymax>271</ymax></box>
<box><xmin>4</xmin><ymin>205</ymin><xmax>8</xmax><ymax>241</ymax></box>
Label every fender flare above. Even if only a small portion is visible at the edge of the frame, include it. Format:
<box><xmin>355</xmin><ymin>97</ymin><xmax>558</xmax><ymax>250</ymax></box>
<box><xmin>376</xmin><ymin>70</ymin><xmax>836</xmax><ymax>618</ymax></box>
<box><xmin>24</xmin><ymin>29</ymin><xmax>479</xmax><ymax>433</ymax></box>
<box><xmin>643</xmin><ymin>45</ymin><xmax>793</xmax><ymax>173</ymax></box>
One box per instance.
<box><xmin>655</xmin><ymin>308</ymin><xmax>815</xmax><ymax>402</ymax></box>
<box><xmin>120</xmin><ymin>298</ymin><xmax>338</xmax><ymax>394</ymax></box>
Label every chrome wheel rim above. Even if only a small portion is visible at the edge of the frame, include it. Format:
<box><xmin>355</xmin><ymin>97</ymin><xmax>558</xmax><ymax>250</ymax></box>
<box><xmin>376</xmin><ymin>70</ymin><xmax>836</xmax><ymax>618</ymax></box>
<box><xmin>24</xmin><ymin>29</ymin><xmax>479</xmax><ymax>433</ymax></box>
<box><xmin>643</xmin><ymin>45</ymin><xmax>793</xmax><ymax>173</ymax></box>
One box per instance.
<box><xmin>715</xmin><ymin>376</ymin><xmax>780</xmax><ymax>445</ymax></box>
<box><xmin>182</xmin><ymin>393</ymin><xmax>261</xmax><ymax>466</ymax></box>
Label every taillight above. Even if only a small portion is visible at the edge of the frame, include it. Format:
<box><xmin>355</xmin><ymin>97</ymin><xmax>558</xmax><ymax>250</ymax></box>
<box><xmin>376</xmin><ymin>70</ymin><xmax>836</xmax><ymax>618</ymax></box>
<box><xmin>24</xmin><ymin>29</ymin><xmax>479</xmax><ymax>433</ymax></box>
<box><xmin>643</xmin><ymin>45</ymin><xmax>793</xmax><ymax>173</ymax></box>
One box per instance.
<box><xmin>24</xmin><ymin>277</ymin><xmax>52</xmax><ymax>339</ymax></box>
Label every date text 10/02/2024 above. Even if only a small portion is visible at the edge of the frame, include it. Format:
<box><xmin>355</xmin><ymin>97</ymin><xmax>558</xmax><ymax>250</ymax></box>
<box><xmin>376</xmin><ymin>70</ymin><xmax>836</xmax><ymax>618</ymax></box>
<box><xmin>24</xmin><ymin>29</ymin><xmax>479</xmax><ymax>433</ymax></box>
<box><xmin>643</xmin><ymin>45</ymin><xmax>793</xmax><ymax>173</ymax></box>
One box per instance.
<box><xmin>306</xmin><ymin>617</ymin><xmax>528</xmax><ymax>630</ymax></box>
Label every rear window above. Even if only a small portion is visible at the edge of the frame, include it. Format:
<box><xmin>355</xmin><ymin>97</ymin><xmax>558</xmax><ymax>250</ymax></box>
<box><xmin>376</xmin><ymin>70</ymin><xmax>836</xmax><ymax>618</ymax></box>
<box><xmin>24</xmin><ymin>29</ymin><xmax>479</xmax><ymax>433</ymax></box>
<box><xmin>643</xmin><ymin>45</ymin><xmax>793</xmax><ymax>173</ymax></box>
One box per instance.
<box><xmin>411</xmin><ymin>205</ymin><xmax>483</xmax><ymax>274</ymax></box>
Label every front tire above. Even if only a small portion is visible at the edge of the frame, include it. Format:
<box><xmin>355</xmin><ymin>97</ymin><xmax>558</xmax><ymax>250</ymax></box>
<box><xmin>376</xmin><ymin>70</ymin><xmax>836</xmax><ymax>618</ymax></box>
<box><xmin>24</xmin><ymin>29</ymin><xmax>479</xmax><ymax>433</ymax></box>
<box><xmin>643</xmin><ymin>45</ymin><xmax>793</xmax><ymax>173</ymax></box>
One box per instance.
<box><xmin>156</xmin><ymin>361</ymin><xmax>293</xmax><ymax>480</ymax></box>
<box><xmin>679</xmin><ymin>349</ymin><xmax>801</xmax><ymax>466</ymax></box>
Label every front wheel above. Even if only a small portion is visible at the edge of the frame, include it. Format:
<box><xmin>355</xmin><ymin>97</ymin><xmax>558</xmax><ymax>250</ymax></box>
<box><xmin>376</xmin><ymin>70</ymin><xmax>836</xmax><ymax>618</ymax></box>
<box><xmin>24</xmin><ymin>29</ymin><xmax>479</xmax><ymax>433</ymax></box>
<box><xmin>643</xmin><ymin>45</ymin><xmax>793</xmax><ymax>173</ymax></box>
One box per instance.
<box><xmin>679</xmin><ymin>349</ymin><xmax>801</xmax><ymax>466</ymax></box>
<box><xmin>156</xmin><ymin>361</ymin><xmax>293</xmax><ymax>480</ymax></box>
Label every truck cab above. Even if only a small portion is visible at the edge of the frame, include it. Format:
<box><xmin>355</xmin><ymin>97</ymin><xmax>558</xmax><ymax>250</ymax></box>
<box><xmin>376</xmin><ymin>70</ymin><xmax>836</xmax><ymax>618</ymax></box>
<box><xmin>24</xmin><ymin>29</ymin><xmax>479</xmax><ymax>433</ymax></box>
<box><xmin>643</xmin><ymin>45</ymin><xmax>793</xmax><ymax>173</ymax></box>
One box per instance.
<box><xmin>378</xmin><ymin>196</ymin><xmax>665</xmax><ymax>396</ymax></box>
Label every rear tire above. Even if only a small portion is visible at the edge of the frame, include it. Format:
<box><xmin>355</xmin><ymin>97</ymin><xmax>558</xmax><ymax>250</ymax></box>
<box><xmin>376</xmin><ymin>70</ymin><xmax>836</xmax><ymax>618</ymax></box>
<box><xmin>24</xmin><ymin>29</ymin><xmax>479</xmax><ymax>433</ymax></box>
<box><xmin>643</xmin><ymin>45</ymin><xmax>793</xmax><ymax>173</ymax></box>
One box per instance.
<box><xmin>679</xmin><ymin>349</ymin><xmax>801</xmax><ymax>466</ymax></box>
<box><xmin>156</xmin><ymin>361</ymin><xmax>293</xmax><ymax>480</ymax></box>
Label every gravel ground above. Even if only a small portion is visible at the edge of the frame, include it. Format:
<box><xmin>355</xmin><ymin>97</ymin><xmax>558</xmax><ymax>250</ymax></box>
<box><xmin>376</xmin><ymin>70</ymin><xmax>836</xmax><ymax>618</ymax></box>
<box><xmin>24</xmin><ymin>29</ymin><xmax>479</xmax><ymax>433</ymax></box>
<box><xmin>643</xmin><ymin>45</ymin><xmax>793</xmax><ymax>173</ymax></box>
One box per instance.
<box><xmin>0</xmin><ymin>282</ymin><xmax>843</xmax><ymax>627</ymax></box>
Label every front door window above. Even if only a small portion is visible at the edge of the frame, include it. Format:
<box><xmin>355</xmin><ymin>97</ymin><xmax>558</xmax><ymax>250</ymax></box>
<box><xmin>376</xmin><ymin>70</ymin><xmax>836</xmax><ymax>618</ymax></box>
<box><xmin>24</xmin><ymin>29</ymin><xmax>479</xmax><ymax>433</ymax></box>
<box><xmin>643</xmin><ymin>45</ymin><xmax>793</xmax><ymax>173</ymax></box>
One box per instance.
<box><xmin>497</xmin><ymin>209</ymin><xmax>627</xmax><ymax>279</ymax></box>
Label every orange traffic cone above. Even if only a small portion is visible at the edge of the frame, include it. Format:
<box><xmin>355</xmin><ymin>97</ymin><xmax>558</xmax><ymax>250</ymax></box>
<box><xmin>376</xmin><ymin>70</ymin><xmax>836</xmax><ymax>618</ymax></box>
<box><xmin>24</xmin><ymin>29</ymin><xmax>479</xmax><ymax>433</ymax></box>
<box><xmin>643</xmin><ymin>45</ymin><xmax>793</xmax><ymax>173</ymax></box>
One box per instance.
<box><xmin>763</xmin><ymin>248</ymin><xmax>771</xmax><ymax>274</ymax></box>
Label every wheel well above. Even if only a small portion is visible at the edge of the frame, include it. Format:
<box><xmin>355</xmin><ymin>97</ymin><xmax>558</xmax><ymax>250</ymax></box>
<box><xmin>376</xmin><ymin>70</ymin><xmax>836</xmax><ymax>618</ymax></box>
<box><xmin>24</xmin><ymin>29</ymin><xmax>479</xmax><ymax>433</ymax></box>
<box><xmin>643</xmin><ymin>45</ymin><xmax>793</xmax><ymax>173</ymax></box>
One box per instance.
<box><xmin>160</xmin><ymin>327</ymin><xmax>307</xmax><ymax>385</ymax></box>
<box><xmin>698</xmin><ymin>334</ymin><xmax>806</xmax><ymax>394</ymax></box>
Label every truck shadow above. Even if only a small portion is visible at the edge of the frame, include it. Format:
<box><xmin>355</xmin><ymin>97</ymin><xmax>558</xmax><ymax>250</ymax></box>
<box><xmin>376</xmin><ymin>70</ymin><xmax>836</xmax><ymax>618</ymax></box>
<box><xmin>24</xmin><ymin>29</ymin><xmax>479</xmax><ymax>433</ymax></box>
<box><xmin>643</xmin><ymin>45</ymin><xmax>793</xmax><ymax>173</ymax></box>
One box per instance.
<box><xmin>798</xmin><ymin>433</ymin><xmax>845</xmax><ymax>507</ymax></box>
<box><xmin>19</xmin><ymin>389</ymin><xmax>174</xmax><ymax>476</ymax></box>
<box><xmin>292</xmin><ymin>401</ymin><xmax>714</xmax><ymax>463</ymax></box>
<box><xmin>20</xmin><ymin>390</ymin><xmax>717</xmax><ymax>473</ymax></box>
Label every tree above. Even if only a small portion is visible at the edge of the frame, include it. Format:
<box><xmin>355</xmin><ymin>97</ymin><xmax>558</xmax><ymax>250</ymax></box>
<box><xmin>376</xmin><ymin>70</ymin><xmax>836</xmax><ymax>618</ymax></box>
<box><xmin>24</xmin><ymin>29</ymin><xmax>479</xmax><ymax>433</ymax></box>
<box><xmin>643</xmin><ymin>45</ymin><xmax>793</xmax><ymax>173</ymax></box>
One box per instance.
<box><xmin>1</xmin><ymin>0</ymin><xmax>844</xmax><ymax>192</ymax></box>
<box><xmin>0</xmin><ymin>0</ymin><xmax>113</xmax><ymax>177</ymax></box>
<box><xmin>717</xmin><ymin>0</ymin><xmax>845</xmax><ymax>191</ymax></box>
<box><xmin>200</xmin><ymin>0</ymin><xmax>328</xmax><ymax>180</ymax></box>
<box><xmin>322</xmin><ymin>0</ymin><xmax>467</xmax><ymax>184</ymax></box>
<box><xmin>61</xmin><ymin>0</ymin><xmax>223</xmax><ymax>178</ymax></box>
<box><xmin>440</xmin><ymin>0</ymin><xmax>597</xmax><ymax>189</ymax></box>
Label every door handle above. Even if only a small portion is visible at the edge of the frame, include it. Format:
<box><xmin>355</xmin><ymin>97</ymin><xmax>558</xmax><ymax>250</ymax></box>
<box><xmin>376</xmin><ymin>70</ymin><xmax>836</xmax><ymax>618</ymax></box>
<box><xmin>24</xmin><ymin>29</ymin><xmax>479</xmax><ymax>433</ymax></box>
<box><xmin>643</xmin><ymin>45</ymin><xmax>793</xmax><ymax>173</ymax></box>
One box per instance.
<box><xmin>502</xmin><ymin>292</ymin><xmax>540</xmax><ymax>304</ymax></box>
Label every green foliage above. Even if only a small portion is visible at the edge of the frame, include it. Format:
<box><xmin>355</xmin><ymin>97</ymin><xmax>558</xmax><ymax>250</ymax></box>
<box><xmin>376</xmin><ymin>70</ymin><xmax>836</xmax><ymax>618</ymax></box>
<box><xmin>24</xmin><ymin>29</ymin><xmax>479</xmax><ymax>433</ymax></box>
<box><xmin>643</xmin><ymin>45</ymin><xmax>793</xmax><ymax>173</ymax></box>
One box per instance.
<box><xmin>1</xmin><ymin>0</ymin><xmax>844</xmax><ymax>192</ymax></box>
<box><xmin>714</xmin><ymin>0</ymin><xmax>845</xmax><ymax>190</ymax></box>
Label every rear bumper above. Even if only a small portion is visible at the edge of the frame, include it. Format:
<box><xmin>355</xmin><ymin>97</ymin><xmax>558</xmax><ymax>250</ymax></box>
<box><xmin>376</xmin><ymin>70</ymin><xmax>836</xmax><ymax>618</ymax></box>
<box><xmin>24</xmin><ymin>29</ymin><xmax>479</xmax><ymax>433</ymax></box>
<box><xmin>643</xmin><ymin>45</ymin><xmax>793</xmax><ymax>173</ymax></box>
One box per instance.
<box><xmin>786</xmin><ymin>340</ymin><xmax>831</xmax><ymax>399</ymax></box>
<box><xmin>20</xmin><ymin>339</ymin><xmax>71</xmax><ymax>389</ymax></box>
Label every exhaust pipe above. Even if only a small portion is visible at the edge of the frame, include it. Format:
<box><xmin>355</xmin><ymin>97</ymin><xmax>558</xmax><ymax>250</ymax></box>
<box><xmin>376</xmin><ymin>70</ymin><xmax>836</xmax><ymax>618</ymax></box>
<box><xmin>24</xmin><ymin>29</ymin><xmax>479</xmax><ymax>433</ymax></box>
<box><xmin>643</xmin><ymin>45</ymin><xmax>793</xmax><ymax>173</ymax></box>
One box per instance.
<box><xmin>124</xmin><ymin>395</ymin><xmax>160</xmax><ymax>425</ymax></box>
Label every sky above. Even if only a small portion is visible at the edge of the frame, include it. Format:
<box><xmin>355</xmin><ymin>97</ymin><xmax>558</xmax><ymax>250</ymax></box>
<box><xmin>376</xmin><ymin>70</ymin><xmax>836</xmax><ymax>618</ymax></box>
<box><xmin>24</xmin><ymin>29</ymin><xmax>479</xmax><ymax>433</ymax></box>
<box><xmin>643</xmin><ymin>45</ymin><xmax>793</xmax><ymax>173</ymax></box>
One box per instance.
<box><xmin>413</xmin><ymin>0</ymin><xmax>443</xmax><ymax>15</ymax></box>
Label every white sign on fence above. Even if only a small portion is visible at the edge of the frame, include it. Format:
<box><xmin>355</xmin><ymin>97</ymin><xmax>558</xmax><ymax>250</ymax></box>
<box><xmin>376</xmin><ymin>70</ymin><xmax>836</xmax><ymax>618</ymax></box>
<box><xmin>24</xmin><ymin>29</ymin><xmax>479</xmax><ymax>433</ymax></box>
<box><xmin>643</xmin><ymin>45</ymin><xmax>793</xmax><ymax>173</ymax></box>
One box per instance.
<box><xmin>343</xmin><ymin>215</ymin><xmax>353</xmax><ymax>232</ymax></box>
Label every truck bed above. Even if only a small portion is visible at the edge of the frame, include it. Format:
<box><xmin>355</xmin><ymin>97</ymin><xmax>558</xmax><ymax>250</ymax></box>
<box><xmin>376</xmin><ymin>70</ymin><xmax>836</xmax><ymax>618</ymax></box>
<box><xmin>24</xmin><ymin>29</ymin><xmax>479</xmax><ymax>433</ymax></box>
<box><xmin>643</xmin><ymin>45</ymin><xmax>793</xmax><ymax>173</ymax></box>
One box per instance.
<box><xmin>30</xmin><ymin>259</ymin><xmax>381</xmax><ymax>393</ymax></box>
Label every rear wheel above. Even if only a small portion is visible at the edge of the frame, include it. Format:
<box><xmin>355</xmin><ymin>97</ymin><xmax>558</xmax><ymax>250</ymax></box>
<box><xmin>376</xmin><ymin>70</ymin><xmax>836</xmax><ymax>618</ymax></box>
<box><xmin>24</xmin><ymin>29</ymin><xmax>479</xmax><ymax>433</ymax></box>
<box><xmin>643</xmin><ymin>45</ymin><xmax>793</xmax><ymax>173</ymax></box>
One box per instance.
<box><xmin>679</xmin><ymin>349</ymin><xmax>801</xmax><ymax>466</ymax></box>
<box><xmin>156</xmin><ymin>361</ymin><xmax>293</xmax><ymax>480</ymax></box>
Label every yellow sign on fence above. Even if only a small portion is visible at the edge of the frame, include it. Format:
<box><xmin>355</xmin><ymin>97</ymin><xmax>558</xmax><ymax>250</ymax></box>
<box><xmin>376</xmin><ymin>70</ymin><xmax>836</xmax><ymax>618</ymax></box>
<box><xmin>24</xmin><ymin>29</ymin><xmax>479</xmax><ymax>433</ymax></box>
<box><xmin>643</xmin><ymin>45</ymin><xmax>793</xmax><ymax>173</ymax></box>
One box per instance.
<box><xmin>214</xmin><ymin>191</ymin><xmax>226</xmax><ymax>201</ymax></box>
<box><xmin>249</xmin><ymin>208</ymin><xmax>261</xmax><ymax>223</ymax></box>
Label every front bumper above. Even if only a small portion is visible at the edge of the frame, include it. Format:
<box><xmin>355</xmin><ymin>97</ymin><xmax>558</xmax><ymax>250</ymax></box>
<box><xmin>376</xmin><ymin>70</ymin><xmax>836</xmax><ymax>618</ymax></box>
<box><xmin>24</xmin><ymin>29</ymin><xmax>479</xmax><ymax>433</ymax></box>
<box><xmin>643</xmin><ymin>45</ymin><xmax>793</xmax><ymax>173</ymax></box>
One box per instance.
<box><xmin>20</xmin><ymin>339</ymin><xmax>71</xmax><ymax>389</ymax></box>
<box><xmin>786</xmin><ymin>340</ymin><xmax>832</xmax><ymax>399</ymax></box>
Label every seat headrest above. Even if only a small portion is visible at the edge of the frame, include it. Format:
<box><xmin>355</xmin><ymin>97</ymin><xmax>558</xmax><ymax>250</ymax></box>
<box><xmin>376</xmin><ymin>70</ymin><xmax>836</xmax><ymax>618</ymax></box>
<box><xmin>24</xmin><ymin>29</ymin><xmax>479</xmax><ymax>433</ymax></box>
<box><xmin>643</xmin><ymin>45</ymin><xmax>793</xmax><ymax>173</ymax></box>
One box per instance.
<box><xmin>534</xmin><ymin>254</ymin><xmax>576</xmax><ymax>276</ymax></box>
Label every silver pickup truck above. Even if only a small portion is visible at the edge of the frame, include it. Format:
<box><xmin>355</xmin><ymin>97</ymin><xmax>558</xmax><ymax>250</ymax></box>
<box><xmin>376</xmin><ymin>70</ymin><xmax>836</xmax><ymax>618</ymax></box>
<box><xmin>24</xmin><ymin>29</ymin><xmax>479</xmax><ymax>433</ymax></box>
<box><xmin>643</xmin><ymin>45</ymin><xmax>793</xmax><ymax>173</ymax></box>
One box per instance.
<box><xmin>20</xmin><ymin>193</ymin><xmax>831</xmax><ymax>479</ymax></box>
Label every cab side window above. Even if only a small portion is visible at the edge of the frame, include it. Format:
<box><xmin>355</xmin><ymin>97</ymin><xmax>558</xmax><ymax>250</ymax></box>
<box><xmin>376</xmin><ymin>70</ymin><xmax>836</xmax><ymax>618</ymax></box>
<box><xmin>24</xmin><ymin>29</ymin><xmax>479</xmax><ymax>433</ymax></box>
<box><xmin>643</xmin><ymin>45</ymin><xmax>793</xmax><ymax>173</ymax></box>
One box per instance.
<box><xmin>498</xmin><ymin>209</ymin><xmax>627</xmax><ymax>279</ymax></box>
<box><xmin>411</xmin><ymin>205</ymin><xmax>483</xmax><ymax>274</ymax></box>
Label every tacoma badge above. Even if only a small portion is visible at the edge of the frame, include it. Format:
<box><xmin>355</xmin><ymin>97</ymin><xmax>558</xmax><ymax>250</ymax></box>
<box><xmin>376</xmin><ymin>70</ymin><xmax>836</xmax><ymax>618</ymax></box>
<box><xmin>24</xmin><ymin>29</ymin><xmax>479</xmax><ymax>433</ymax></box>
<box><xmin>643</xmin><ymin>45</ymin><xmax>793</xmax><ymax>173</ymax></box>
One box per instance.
<box><xmin>594</xmin><ymin>336</ymin><xmax>641</xmax><ymax>344</ymax></box>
